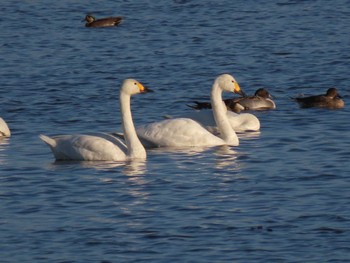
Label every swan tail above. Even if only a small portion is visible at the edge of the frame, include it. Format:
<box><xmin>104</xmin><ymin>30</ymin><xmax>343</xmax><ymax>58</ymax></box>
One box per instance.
<box><xmin>39</xmin><ymin>134</ymin><xmax>57</xmax><ymax>147</ymax></box>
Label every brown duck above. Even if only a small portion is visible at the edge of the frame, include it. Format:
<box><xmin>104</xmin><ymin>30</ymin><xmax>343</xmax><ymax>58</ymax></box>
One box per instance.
<box><xmin>293</xmin><ymin>88</ymin><xmax>344</xmax><ymax>109</ymax></box>
<box><xmin>189</xmin><ymin>88</ymin><xmax>276</xmax><ymax>112</ymax></box>
<box><xmin>83</xmin><ymin>14</ymin><xmax>123</xmax><ymax>28</ymax></box>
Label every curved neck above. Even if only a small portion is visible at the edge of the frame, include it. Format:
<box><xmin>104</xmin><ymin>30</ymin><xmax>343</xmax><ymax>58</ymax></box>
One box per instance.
<box><xmin>211</xmin><ymin>82</ymin><xmax>239</xmax><ymax>146</ymax></box>
<box><xmin>119</xmin><ymin>91</ymin><xmax>146</xmax><ymax>159</ymax></box>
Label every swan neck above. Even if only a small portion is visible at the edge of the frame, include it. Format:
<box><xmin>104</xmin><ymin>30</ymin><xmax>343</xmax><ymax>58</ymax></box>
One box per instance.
<box><xmin>119</xmin><ymin>91</ymin><xmax>146</xmax><ymax>159</ymax></box>
<box><xmin>211</xmin><ymin>82</ymin><xmax>239</xmax><ymax>146</ymax></box>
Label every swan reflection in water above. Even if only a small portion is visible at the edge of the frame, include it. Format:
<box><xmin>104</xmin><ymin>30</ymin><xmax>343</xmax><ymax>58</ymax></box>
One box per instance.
<box><xmin>237</xmin><ymin>130</ymin><xmax>261</xmax><ymax>140</ymax></box>
<box><xmin>212</xmin><ymin>145</ymin><xmax>242</xmax><ymax>171</ymax></box>
<box><xmin>148</xmin><ymin>144</ymin><xmax>246</xmax><ymax>173</ymax></box>
<box><xmin>0</xmin><ymin>137</ymin><xmax>10</xmax><ymax>165</ymax></box>
<box><xmin>45</xmin><ymin>129</ymin><xmax>261</xmax><ymax>176</ymax></box>
<box><xmin>85</xmin><ymin>160</ymin><xmax>148</xmax><ymax>177</ymax></box>
<box><xmin>0</xmin><ymin>137</ymin><xmax>10</xmax><ymax>145</ymax></box>
<box><xmin>213</xmin><ymin>132</ymin><xmax>260</xmax><ymax>173</ymax></box>
<box><xmin>47</xmin><ymin>159</ymin><xmax>147</xmax><ymax>176</ymax></box>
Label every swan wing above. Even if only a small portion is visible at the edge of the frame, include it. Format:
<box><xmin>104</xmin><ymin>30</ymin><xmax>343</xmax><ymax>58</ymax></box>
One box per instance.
<box><xmin>87</xmin><ymin>132</ymin><xmax>128</xmax><ymax>151</ymax></box>
<box><xmin>226</xmin><ymin>111</ymin><xmax>260</xmax><ymax>132</ymax></box>
<box><xmin>40</xmin><ymin>133</ymin><xmax>127</xmax><ymax>161</ymax></box>
<box><xmin>182</xmin><ymin>111</ymin><xmax>260</xmax><ymax>133</ymax></box>
<box><xmin>136</xmin><ymin>118</ymin><xmax>225</xmax><ymax>148</ymax></box>
<box><xmin>110</xmin><ymin>131</ymin><xmax>158</xmax><ymax>149</ymax></box>
<box><xmin>180</xmin><ymin>111</ymin><xmax>219</xmax><ymax>134</ymax></box>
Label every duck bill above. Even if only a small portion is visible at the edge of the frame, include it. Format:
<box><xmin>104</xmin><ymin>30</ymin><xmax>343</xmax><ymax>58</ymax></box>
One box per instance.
<box><xmin>234</xmin><ymin>83</ymin><xmax>246</xmax><ymax>97</ymax></box>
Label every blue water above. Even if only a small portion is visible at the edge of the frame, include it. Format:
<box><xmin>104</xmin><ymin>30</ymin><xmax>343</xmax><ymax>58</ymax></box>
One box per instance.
<box><xmin>1</xmin><ymin>0</ymin><xmax>350</xmax><ymax>262</ymax></box>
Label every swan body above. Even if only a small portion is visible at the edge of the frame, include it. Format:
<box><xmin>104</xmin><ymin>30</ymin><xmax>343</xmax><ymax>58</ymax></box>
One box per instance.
<box><xmin>137</xmin><ymin>118</ymin><xmax>227</xmax><ymax>147</ymax></box>
<box><xmin>136</xmin><ymin>74</ymin><xmax>242</xmax><ymax>148</ymax></box>
<box><xmin>83</xmin><ymin>14</ymin><xmax>123</xmax><ymax>28</ymax></box>
<box><xmin>183</xmin><ymin>110</ymin><xmax>260</xmax><ymax>133</ymax></box>
<box><xmin>40</xmin><ymin>79</ymin><xmax>150</xmax><ymax>161</ymax></box>
<box><xmin>39</xmin><ymin>133</ymin><xmax>128</xmax><ymax>161</ymax></box>
<box><xmin>293</xmin><ymin>88</ymin><xmax>344</xmax><ymax>109</ymax></box>
<box><xmin>0</xmin><ymin>118</ymin><xmax>11</xmax><ymax>137</ymax></box>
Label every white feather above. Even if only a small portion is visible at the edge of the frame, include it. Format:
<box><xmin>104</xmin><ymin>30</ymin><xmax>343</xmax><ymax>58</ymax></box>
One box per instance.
<box><xmin>40</xmin><ymin>79</ymin><xmax>148</xmax><ymax>161</ymax></box>
<box><xmin>136</xmin><ymin>74</ymin><xmax>242</xmax><ymax>148</ymax></box>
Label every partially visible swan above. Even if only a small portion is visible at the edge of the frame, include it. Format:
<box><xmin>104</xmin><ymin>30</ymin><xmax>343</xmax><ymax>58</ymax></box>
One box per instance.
<box><xmin>136</xmin><ymin>74</ymin><xmax>241</xmax><ymax>148</ymax></box>
<box><xmin>40</xmin><ymin>79</ymin><xmax>151</xmax><ymax>161</ymax></box>
<box><xmin>190</xmin><ymin>88</ymin><xmax>276</xmax><ymax>112</ymax></box>
<box><xmin>293</xmin><ymin>87</ymin><xmax>344</xmax><ymax>109</ymax></box>
<box><xmin>0</xmin><ymin>118</ymin><xmax>11</xmax><ymax>137</ymax></box>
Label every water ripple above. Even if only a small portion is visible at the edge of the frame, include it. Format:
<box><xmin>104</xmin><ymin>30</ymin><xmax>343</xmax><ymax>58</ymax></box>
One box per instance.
<box><xmin>1</xmin><ymin>0</ymin><xmax>350</xmax><ymax>262</ymax></box>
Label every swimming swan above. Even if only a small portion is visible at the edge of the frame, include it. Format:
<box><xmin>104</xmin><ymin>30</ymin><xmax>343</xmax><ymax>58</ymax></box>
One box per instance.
<box><xmin>40</xmin><ymin>79</ymin><xmax>151</xmax><ymax>161</ymax></box>
<box><xmin>136</xmin><ymin>74</ymin><xmax>241</xmax><ymax>148</ymax></box>
<box><xmin>180</xmin><ymin>84</ymin><xmax>261</xmax><ymax>133</ymax></box>
<box><xmin>0</xmin><ymin>118</ymin><xmax>11</xmax><ymax>137</ymax></box>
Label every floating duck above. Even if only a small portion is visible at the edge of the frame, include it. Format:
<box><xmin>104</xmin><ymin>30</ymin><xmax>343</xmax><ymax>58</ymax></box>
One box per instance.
<box><xmin>190</xmin><ymin>88</ymin><xmax>276</xmax><ymax>112</ymax></box>
<box><xmin>293</xmin><ymin>88</ymin><xmax>344</xmax><ymax>109</ymax></box>
<box><xmin>83</xmin><ymin>14</ymin><xmax>123</xmax><ymax>28</ymax></box>
<box><xmin>40</xmin><ymin>79</ymin><xmax>152</xmax><ymax>161</ymax></box>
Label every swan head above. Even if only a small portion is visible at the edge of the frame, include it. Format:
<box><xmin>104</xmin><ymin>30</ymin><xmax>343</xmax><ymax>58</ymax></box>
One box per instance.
<box><xmin>216</xmin><ymin>74</ymin><xmax>245</xmax><ymax>96</ymax></box>
<box><xmin>121</xmin><ymin>79</ymin><xmax>153</xmax><ymax>95</ymax></box>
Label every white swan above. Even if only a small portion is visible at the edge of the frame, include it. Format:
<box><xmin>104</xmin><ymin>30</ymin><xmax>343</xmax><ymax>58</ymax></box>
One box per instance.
<box><xmin>136</xmin><ymin>74</ymin><xmax>240</xmax><ymax>148</ymax></box>
<box><xmin>0</xmin><ymin>118</ymin><xmax>11</xmax><ymax>137</ymax></box>
<box><xmin>40</xmin><ymin>79</ymin><xmax>151</xmax><ymax>161</ymax></box>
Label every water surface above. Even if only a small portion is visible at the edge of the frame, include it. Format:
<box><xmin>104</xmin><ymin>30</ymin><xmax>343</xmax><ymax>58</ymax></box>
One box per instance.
<box><xmin>1</xmin><ymin>1</ymin><xmax>350</xmax><ymax>262</ymax></box>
